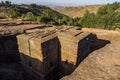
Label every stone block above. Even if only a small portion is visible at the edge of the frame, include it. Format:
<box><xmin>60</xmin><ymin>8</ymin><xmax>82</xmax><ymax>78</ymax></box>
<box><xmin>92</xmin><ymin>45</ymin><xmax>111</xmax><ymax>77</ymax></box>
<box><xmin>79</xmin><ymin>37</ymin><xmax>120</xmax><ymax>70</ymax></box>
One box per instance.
<box><xmin>58</xmin><ymin>28</ymin><xmax>91</xmax><ymax>65</ymax></box>
<box><xmin>17</xmin><ymin>30</ymin><xmax>61</xmax><ymax>79</ymax></box>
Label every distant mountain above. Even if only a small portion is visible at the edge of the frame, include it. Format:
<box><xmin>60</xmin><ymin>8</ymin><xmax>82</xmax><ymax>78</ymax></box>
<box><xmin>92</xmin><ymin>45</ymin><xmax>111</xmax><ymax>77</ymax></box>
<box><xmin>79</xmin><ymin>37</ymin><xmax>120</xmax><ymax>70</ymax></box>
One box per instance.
<box><xmin>52</xmin><ymin>5</ymin><xmax>102</xmax><ymax>18</ymax></box>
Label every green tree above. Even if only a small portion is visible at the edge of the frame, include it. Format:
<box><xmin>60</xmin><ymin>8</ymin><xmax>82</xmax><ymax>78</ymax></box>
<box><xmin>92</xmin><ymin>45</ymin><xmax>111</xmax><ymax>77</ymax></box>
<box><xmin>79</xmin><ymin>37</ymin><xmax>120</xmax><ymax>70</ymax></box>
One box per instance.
<box><xmin>79</xmin><ymin>2</ymin><xmax>120</xmax><ymax>29</ymax></box>
<box><xmin>36</xmin><ymin>16</ymin><xmax>42</xmax><ymax>22</ymax></box>
<box><xmin>81</xmin><ymin>10</ymin><xmax>96</xmax><ymax>28</ymax></box>
<box><xmin>97</xmin><ymin>6</ymin><xmax>108</xmax><ymax>15</ymax></box>
<box><xmin>57</xmin><ymin>19</ymin><xmax>63</xmax><ymax>25</ymax></box>
<box><xmin>9</xmin><ymin>7</ymin><xmax>21</xmax><ymax>18</ymax></box>
<box><xmin>73</xmin><ymin>17</ymin><xmax>81</xmax><ymax>27</ymax></box>
<box><xmin>22</xmin><ymin>12</ymin><xmax>37</xmax><ymax>21</ymax></box>
<box><xmin>5</xmin><ymin>1</ymin><xmax>11</xmax><ymax>6</ymax></box>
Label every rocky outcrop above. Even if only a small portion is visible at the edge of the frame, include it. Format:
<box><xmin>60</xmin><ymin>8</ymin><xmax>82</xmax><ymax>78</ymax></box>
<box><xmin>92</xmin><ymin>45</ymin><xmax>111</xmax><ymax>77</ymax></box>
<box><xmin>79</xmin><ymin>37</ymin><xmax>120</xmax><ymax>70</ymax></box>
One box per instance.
<box><xmin>61</xmin><ymin>28</ymin><xmax>120</xmax><ymax>80</ymax></box>
<box><xmin>16</xmin><ymin>26</ymin><xmax>92</xmax><ymax>80</ymax></box>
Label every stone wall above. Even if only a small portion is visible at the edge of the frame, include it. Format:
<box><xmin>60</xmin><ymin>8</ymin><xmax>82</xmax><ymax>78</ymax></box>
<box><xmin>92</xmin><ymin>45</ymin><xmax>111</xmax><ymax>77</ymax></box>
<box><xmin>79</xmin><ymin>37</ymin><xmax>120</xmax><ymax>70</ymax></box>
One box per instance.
<box><xmin>57</xmin><ymin>28</ymin><xmax>91</xmax><ymax>65</ymax></box>
<box><xmin>0</xmin><ymin>35</ymin><xmax>23</xmax><ymax>80</ymax></box>
<box><xmin>0</xmin><ymin>35</ymin><xmax>20</xmax><ymax>63</ymax></box>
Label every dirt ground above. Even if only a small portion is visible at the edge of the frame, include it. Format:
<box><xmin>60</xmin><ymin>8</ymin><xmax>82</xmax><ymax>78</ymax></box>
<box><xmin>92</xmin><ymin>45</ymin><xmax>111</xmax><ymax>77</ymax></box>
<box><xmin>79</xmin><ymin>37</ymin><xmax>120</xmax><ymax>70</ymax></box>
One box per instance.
<box><xmin>61</xmin><ymin>28</ymin><xmax>120</xmax><ymax>80</ymax></box>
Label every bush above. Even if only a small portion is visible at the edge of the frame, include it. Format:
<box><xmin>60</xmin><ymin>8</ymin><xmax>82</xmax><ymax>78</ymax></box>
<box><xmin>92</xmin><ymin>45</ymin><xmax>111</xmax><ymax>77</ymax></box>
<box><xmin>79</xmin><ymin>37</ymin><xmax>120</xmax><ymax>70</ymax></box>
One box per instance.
<box><xmin>79</xmin><ymin>2</ymin><xmax>120</xmax><ymax>30</ymax></box>
<box><xmin>8</xmin><ymin>7</ymin><xmax>21</xmax><ymax>18</ymax></box>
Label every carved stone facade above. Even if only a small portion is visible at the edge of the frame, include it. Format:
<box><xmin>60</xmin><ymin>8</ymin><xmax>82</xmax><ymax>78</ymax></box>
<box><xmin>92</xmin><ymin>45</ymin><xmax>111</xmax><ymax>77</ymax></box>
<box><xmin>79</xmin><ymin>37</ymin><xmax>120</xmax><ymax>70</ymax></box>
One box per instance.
<box><xmin>16</xmin><ymin>26</ymin><xmax>91</xmax><ymax>80</ymax></box>
<box><xmin>0</xmin><ymin>25</ymin><xmax>91</xmax><ymax>80</ymax></box>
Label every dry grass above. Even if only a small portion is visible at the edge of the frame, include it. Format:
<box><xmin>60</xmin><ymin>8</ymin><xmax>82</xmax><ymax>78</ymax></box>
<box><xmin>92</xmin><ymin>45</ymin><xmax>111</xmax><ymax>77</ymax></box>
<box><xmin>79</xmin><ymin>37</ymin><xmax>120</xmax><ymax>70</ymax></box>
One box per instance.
<box><xmin>52</xmin><ymin>5</ymin><xmax>102</xmax><ymax>18</ymax></box>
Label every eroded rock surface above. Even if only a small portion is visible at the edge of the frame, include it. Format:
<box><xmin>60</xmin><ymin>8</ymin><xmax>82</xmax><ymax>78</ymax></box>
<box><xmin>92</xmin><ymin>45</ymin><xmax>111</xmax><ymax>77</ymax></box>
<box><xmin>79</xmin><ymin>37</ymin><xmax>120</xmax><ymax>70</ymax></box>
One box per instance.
<box><xmin>61</xmin><ymin>28</ymin><xmax>120</xmax><ymax>80</ymax></box>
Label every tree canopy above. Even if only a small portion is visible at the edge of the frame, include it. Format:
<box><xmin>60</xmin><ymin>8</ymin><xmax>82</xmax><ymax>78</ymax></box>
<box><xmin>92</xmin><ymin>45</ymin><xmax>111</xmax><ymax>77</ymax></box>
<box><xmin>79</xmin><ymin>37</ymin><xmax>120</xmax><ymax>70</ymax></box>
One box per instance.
<box><xmin>79</xmin><ymin>2</ymin><xmax>120</xmax><ymax>30</ymax></box>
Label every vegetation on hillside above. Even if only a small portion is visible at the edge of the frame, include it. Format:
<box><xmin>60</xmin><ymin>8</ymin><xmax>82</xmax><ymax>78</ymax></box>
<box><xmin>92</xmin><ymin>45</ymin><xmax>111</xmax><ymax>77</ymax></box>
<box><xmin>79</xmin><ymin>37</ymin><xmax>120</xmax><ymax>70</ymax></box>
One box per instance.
<box><xmin>0</xmin><ymin>1</ymin><xmax>120</xmax><ymax>30</ymax></box>
<box><xmin>0</xmin><ymin>1</ymin><xmax>73</xmax><ymax>25</ymax></box>
<box><xmin>52</xmin><ymin>5</ymin><xmax>101</xmax><ymax>18</ymax></box>
<box><xmin>77</xmin><ymin>2</ymin><xmax>120</xmax><ymax>30</ymax></box>
<box><xmin>53</xmin><ymin>2</ymin><xmax>120</xmax><ymax>30</ymax></box>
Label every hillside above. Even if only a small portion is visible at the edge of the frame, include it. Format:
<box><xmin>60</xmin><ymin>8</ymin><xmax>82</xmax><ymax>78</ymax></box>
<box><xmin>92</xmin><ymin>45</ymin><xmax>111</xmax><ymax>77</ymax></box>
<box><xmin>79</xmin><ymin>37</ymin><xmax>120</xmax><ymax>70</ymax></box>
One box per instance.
<box><xmin>0</xmin><ymin>2</ymin><xmax>119</xmax><ymax>29</ymax></box>
<box><xmin>61</xmin><ymin>28</ymin><xmax>120</xmax><ymax>80</ymax></box>
<box><xmin>0</xmin><ymin>1</ymin><xmax>70</xmax><ymax>25</ymax></box>
<box><xmin>53</xmin><ymin>2</ymin><xmax>120</xmax><ymax>30</ymax></box>
<box><xmin>52</xmin><ymin>5</ymin><xmax>102</xmax><ymax>18</ymax></box>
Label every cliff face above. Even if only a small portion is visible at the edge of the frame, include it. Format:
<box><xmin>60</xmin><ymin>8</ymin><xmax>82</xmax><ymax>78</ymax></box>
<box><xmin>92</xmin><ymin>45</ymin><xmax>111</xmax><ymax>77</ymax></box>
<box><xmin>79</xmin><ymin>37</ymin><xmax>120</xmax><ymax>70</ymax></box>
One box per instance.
<box><xmin>61</xmin><ymin>28</ymin><xmax>120</xmax><ymax>80</ymax></box>
<box><xmin>0</xmin><ymin>35</ymin><xmax>23</xmax><ymax>80</ymax></box>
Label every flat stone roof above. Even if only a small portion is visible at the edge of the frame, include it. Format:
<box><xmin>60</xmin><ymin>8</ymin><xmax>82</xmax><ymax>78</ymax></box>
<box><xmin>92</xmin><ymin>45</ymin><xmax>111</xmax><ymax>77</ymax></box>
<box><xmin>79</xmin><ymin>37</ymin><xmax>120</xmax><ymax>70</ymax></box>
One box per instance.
<box><xmin>57</xmin><ymin>27</ymin><xmax>91</xmax><ymax>42</ymax></box>
<box><xmin>0</xmin><ymin>24</ymin><xmax>51</xmax><ymax>37</ymax></box>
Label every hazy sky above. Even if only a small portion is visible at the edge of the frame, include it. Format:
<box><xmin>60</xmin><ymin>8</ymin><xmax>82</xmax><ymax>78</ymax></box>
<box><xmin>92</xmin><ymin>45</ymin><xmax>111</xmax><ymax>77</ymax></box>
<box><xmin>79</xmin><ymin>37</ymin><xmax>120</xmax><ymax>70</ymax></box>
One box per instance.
<box><xmin>0</xmin><ymin>0</ymin><xmax>120</xmax><ymax>6</ymax></box>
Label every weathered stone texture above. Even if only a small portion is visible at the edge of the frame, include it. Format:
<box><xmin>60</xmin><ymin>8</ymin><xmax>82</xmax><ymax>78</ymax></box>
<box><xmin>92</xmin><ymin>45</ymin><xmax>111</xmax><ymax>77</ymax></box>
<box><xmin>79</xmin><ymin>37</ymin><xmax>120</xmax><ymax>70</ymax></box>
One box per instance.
<box><xmin>16</xmin><ymin>26</ymin><xmax>91</xmax><ymax>80</ymax></box>
<box><xmin>0</xmin><ymin>35</ymin><xmax>20</xmax><ymax>63</ymax></box>
<box><xmin>17</xmin><ymin>29</ymin><xmax>61</xmax><ymax>79</ymax></box>
<box><xmin>57</xmin><ymin>27</ymin><xmax>91</xmax><ymax>65</ymax></box>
